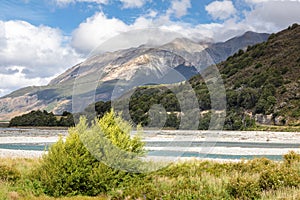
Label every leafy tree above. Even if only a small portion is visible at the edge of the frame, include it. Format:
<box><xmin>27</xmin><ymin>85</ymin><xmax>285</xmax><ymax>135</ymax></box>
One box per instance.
<box><xmin>165</xmin><ymin>112</ymin><xmax>180</xmax><ymax>129</ymax></box>
<box><xmin>9</xmin><ymin>110</ymin><xmax>75</xmax><ymax>127</ymax></box>
<box><xmin>9</xmin><ymin>110</ymin><xmax>57</xmax><ymax>127</ymax></box>
<box><xmin>58</xmin><ymin>113</ymin><xmax>75</xmax><ymax>127</ymax></box>
<box><xmin>33</xmin><ymin>110</ymin><xmax>145</xmax><ymax>197</ymax></box>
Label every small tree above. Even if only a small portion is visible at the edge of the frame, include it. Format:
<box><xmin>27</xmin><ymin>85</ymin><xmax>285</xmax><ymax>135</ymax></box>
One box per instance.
<box><xmin>33</xmin><ymin>109</ymin><xmax>145</xmax><ymax>197</ymax></box>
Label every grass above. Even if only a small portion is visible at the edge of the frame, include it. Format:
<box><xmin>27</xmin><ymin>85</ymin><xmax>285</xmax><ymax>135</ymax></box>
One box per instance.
<box><xmin>0</xmin><ymin>122</ymin><xmax>9</xmax><ymax>128</ymax></box>
<box><xmin>246</xmin><ymin>124</ymin><xmax>300</xmax><ymax>132</ymax></box>
<box><xmin>261</xmin><ymin>187</ymin><xmax>300</xmax><ymax>199</ymax></box>
<box><xmin>23</xmin><ymin>196</ymin><xmax>107</xmax><ymax>200</ymax></box>
<box><xmin>0</xmin><ymin>153</ymin><xmax>299</xmax><ymax>200</ymax></box>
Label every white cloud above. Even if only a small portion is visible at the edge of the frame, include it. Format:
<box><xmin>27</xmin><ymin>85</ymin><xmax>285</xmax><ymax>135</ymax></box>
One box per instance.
<box><xmin>147</xmin><ymin>10</ymin><xmax>158</xmax><ymax>18</ymax></box>
<box><xmin>71</xmin><ymin>11</ymin><xmax>205</xmax><ymax>54</ymax></box>
<box><xmin>167</xmin><ymin>0</ymin><xmax>191</xmax><ymax>18</ymax></box>
<box><xmin>0</xmin><ymin>66</ymin><xmax>53</xmax><ymax>97</ymax></box>
<box><xmin>243</xmin><ymin>1</ymin><xmax>300</xmax><ymax>31</ymax></box>
<box><xmin>0</xmin><ymin>20</ymin><xmax>82</xmax><ymax>96</ymax></box>
<box><xmin>120</xmin><ymin>0</ymin><xmax>147</xmax><ymax>8</ymax></box>
<box><xmin>205</xmin><ymin>0</ymin><xmax>237</xmax><ymax>20</ymax></box>
<box><xmin>55</xmin><ymin>0</ymin><xmax>108</xmax><ymax>7</ymax></box>
<box><xmin>246</xmin><ymin>0</ymin><xmax>300</xmax><ymax>3</ymax></box>
<box><xmin>71</xmin><ymin>12</ymin><xmax>130</xmax><ymax>54</ymax></box>
<box><xmin>55</xmin><ymin>0</ymin><xmax>147</xmax><ymax>8</ymax></box>
<box><xmin>70</xmin><ymin>11</ymin><xmax>250</xmax><ymax>54</ymax></box>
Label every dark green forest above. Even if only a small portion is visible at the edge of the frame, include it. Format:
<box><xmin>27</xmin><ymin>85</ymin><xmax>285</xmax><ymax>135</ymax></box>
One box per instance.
<box><xmin>9</xmin><ymin>110</ymin><xmax>74</xmax><ymax>127</ymax></box>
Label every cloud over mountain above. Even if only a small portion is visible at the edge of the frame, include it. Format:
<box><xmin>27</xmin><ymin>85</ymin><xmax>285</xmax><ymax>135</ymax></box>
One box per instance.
<box><xmin>0</xmin><ymin>20</ymin><xmax>82</xmax><ymax>96</ymax></box>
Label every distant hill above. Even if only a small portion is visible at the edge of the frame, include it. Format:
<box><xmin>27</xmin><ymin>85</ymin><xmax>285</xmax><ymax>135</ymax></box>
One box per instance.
<box><xmin>123</xmin><ymin>24</ymin><xmax>300</xmax><ymax>129</ymax></box>
<box><xmin>0</xmin><ymin>31</ymin><xmax>269</xmax><ymax>120</ymax></box>
<box><xmin>219</xmin><ymin>23</ymin><xmax>300</xmax><ymax>126</ymax></box>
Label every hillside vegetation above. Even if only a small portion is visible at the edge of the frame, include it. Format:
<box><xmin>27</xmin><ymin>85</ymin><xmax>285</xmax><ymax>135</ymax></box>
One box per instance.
<box><xmin>219</xmin><ymin>23</ymin><xmax>300</xmax><ymax>125</ymax></box>
<box><xmin>117</xmin><ymin>24</ymin><xmax>300</xmax><ymax>130</ymax></box>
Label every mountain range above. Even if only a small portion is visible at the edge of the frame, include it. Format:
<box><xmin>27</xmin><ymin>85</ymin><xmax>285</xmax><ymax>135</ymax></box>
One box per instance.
<box><xmin>0</xmin><ymin>31</ymin><xmax>269</xmax><ymax>120</ymax></box>
<box><xmin>113</xmin><ymin>23</ymin><xmax>300</xmax><ymax>129</ymax></box>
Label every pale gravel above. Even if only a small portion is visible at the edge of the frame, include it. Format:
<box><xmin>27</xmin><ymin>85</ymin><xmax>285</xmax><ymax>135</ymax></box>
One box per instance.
<box><xmin>0</xmin><ymin>128</ymin><xmax>300</xmax><ymax>159</ymax></box>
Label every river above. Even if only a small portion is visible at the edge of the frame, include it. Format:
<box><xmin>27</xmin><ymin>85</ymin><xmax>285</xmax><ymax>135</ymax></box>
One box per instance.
<box><xmin>0</xmin><ymin>128</ymin><xmax>300</xmax><ymax>161</ymax></box>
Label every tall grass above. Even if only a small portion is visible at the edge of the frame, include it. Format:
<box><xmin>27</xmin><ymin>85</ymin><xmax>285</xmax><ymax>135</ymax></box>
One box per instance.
<box><xmin>0</xmin><ymin>152</ymin><xmax>300</xmax><ymax>199</ymax></box>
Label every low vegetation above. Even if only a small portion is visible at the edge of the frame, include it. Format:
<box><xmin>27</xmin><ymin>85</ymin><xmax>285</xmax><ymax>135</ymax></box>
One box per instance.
<box><xmin>1</xmin><ymin>152</ymin><xmax>300</xmax><ymax>199</ymax></box>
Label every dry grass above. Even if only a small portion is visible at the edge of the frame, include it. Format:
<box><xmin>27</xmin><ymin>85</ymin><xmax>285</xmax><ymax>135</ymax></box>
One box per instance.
<box><xmin>23</xmin><ymin>195</ymin><xmax>108</xmax><ymax>200</ymax></box>
<box><xmin>0</xmin><ymin>158</ymin><xmax>39</xmax><ymax>176</ymax></box>
<box><xmin>261</xmin><ymin>187</ymin><xmax>300</xmax><ymax>200</ymax></box>
<box><xmin>0</xmin><ymin>155</ymin><xmax>300</xmax><ymax>199</ymax></box>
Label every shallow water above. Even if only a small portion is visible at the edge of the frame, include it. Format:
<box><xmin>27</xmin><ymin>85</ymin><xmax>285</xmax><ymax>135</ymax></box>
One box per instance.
<box><xmin>147</xmin><ymin>150</ymin><xmax>283</xmax><ymax>160</ymax></box>
<box><xmin>0</xmin><ymin>143</ymin><xmax>51</xmax><ymax>151</ymax></box>
<box><xmin>146</xmin><ymin>141</ymin><xmax>300</xmax><ymax>148</ymax></box>
<box><xmin>1</xmin><ymin>128</ymin><xmax>299</xmax><ymax>160</ymax></box>
<box><xmin>0</xmin><ymin>142</ymin><xmax>287</xmax><ymax>160</ymax></box>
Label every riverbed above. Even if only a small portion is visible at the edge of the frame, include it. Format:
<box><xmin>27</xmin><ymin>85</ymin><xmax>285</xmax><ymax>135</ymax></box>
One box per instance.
<box><xmin>0</xmin><ymin>128</ymin><xmax>299</xmax><ymax>161</ymax></box>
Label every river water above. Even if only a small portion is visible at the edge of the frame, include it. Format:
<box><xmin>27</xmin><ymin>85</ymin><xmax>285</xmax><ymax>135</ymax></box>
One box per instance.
<box><xmin>1</xmin><ymin>128</ymin><xmax>300</xmax><ymax>160</ymax></box>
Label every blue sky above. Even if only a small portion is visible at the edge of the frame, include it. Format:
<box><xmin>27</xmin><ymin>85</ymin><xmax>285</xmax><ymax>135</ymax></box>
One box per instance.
<box><xmin>0</xmin><ymin>0</ymin><xmax>300</xmax><ymax>96</ymax></box>
<box><xmin>0</xmin><ymin>0</ymin><xmax>217</xmax><ymax>34</ymax></box>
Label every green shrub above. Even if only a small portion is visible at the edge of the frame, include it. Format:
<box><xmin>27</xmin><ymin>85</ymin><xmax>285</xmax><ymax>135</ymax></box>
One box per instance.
<box><xmin>255</xmin><ymin>63</ymin><xmax>263</xmax><ymax>69</ymax></box>
<box><xmin>259</xmin><ymin>167</ymin><xmax>300</xmax><ymax>191</ymax></box>
<box><xmin>283</xmin><ymin>151</ymin><xmax>300</xmax><ymax>165</ymax></box>
<box><xmin>226</xmin><ymin>175</ymin><xmax>261</xmax><ymax>200</ymax></box>
<box><xmin>268</xmin><ymin>33</ymin><xmax>276</xmax><ymax>40</ymax></box>
<box><xmin>229</xmin><ymin>158</ymin><xmax>274</xmax><ymax>174</ymax></box>
<box><xmin>0</xmin><ymin>164</ymin><xmax>21</xmax><ymax>182</ymax></box>
<box><xmin>33</xmin><ymin>110</ymin><xmax>145</xmax><ymax>197</ymax></box>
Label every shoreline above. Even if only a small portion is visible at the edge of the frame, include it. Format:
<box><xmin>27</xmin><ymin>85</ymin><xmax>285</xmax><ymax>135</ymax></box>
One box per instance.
<box><xmin>0</xmin><ymin>128</ymin><xmax>299</xmax><ymax>160</ymax></box>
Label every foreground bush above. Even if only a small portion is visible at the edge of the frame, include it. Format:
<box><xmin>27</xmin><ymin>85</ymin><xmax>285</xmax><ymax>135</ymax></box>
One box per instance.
<box><xmin>259</xmin><ymin>166</ymin><xmax>300</xmax><ymax>191</ymax></box>
<box><xmin>32</xmin><ymin>110</ymin><xmax>145</xmax><ymax>197</ymax></box>
<box><xmin>283</xmin><ymin>150</ymin><xmax>300</xmax><ymax>165</ymax></box>
<box><xmin>226</xmin><ymin>175</ymin><xmax>261</xmax><ymax>200</ymax></box>
<box><xmin>0</xmin><ymin>164</ymin><xmax>20</xmax><ymax>182</ymax></box>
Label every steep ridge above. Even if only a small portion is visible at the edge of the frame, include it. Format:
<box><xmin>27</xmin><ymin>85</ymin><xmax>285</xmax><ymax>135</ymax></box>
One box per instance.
<box><xmin>116</xmin><ymin>24</ymin><xmax>299</xmax><ymax>129</ymax></box>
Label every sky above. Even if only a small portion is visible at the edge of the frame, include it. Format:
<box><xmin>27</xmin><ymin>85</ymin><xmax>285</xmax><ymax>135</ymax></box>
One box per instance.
<box><xmin>0</xmin><ymin>0</ymin><xmax>300</xmax><ymax>97</ymax></box>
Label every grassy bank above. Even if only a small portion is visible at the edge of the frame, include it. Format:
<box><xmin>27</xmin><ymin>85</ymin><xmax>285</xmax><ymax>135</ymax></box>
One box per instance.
<box><xmin>246</xmin><ymin>124</ymin><xmax>300</xmax><ymax>132</ymax></box>
<box><xmin>0</xmin><ymin>122</ymin><xmax>9</xmax><ymax>128</ymax></box>
<box><xmin>1</xmin><ymin>152</ymin><xmax>300</xmax><ymax>200</ymax></box>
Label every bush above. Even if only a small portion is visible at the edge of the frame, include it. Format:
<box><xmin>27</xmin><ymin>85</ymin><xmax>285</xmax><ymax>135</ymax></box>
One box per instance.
<box><xmin>255</xmin><ymin>63</ymin><xmax>263</xmax><ymax>69</ymax></box>
<box><xmin>33</xmin><ymin>110</ymin><xmax>145</xmax><ymax>197</ymax></box>
<box><xmin>226</xmin><ymin>175</ymin><xmax>261</xmax><ymax>200</ymax></box>
<box><xmin>0</xmin><ymin>164</ymin><xmax>21</xmax><ymax>182</ymax></box>
<box><xmin>283</xmin><ymin>151</ymin><xmax>300</xmax><ymax>165</ymax></box>
<box><xmin>259</xmin><ymin>167</ymin><xmax>300</xmax><ymax>191</ymax></box>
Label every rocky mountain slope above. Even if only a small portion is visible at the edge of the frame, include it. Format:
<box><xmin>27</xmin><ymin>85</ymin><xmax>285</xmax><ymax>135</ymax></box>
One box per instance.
<box><xmin>119</xmin><ymin>24</ymin><xmax>300</xmax><ymax>129</ymax></box>
<box><xmin>195</xmin><ymin>23</ymin><xmax>300</xmax><ymax>127</ymax></box>
<box><xmin>0</xmin><ymin>31</ymin><xmax>269</xmax><ymax>120</ymax></box>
